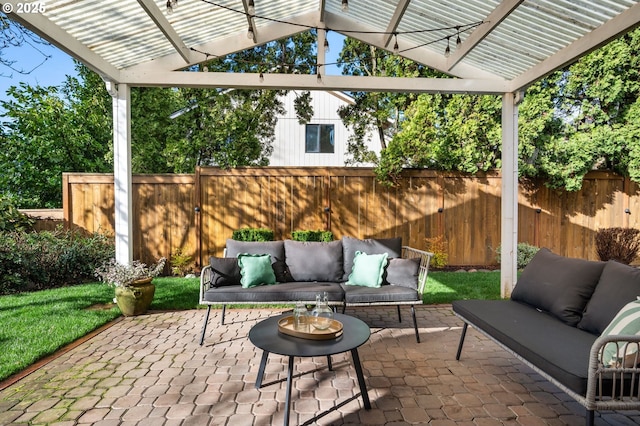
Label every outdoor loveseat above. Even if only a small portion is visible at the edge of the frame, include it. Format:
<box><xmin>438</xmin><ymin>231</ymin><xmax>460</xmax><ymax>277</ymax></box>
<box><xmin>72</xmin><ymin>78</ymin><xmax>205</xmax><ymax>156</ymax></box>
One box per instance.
<box><xmin>199</xmin><ymin>236</ymin><xmax>433</xmax><ymax>345</ymax></box>
<box><xmin>454</xmin><ymin>248</ymin><xmax>640</xmax><ymax>426</ymax></box>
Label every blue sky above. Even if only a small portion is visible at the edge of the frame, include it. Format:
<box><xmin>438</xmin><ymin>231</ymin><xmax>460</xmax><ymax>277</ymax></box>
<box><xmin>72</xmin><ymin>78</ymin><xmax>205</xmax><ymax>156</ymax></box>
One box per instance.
<box><xmin>0</xmin><ymin>32</ymin><xmax>345</xmax><ymax>103</ymax></box>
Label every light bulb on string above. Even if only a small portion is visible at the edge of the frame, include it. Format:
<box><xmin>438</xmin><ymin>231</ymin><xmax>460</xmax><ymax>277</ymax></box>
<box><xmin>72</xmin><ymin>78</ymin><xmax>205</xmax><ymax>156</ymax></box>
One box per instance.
<box><xmin>456</xmin><ymin>27</ymin><xmax>461</xmax><ymax>47</ymax></box>
<box><xmin>393</xmin><ymin>34</ymin><xmax>399</xmax><ymax>54</ymax></box>
<box><xmin>247</xmin><ymin>25</ymin><xmax>254</xmax><ymax>39</ymax></box>
<box><xmin>247</xmin><ymin>0</ymin><xmax>255</xmax><ymax>15</ymax></box>
<box><xmin>324</xmin><ymin>38</ymin><xmax>330</xmax><ymax>53</ymax></box>
<box><xmin>444</xmin><ymin>37</ymin><xmax>450</xmax><ymax>57</ymax></box>
<box><xmin>341</xmin><ymin>0</ymin><xmax>348</xmax><ymax>12</ymax></box>
<box><xmin>166</xmin><ymin>0</ymin><xmax>174</xmax><ymax>14</ymax></box>
<box><xmin>259</xmin><ymin>71</ymin><xmax>264</xmax><ymax>82</ymax></box>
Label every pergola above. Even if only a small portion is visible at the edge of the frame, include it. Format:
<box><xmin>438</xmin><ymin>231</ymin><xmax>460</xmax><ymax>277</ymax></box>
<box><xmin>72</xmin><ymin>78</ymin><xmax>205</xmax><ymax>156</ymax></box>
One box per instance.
<box><xmin>7</xmin><ymin>0</ymin><xmax>640</xmax><ymax>296</ymax></box>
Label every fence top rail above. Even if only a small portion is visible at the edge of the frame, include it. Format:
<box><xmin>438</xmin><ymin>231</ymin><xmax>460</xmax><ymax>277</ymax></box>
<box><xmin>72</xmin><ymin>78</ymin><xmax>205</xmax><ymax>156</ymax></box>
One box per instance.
<box><xmin>63</xmin><ymin>173</ymin><xmax>195</xmax><ymax>184</ymax></box>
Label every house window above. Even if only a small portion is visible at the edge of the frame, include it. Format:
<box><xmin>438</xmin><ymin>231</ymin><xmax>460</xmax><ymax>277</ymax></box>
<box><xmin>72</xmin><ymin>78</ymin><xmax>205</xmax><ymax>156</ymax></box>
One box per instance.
<box><xmin>305</xmin><ymin>124</ymin><xmax>335</xmax><ymax>153</ymax></box>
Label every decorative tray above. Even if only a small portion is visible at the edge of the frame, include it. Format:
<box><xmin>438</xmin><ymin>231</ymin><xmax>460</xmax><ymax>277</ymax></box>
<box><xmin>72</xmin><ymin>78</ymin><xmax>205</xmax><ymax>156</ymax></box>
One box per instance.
<box><xmin>277</xmin><ymin>316</ymin><xmax>343</xmax><ymax>340</ymax></box>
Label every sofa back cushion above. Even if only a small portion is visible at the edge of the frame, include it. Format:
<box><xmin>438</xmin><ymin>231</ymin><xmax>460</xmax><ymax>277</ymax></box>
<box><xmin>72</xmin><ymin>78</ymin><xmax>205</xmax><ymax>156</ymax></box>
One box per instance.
<box><xmin>342</xmin><ymin>236</ymin><xmax>402</xmax><ymax>281</ymax></box>
<box><xmin>225</xmin><ymin>239</ymin><xmax>284</xmax><ymax>260</ymax></box>
<box><xmin>385</xmin><ymin>257</ymin><xmax>420</xmax><ymax>289</ymax></box>
<box><xmin>209</xmin><ymin>257</ymin><xmax>241</xmax><ymax>287</ymax></box>
<box><xmin>578</xmin><ymin>260</ymin><xmax>640</xmax><ymax>335</ymax></box>
<box><xmin>284</xmin><ymin>240</ymin><xmax>344</xmax><ymax>282</ymax></box>
<box><xmin>511</xmin><ymin>248</ymin><xmax>605</xmax><ymax>326</ymax></box>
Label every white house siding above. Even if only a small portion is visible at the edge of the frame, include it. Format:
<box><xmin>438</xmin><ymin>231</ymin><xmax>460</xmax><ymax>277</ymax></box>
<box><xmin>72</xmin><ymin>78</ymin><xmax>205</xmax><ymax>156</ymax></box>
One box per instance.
<box><xmin>269</xmin><ymin>91</ymin><xmax>381</xmax><ymax>166</ymax></box>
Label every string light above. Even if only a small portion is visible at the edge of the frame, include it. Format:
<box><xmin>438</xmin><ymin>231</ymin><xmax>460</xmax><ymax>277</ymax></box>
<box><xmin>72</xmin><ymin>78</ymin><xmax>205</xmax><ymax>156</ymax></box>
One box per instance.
<box><xmin>166</xmin><ymin>0</ymin><xmax>178</xmax><ymax>14</ymax></box>
<box><xmin>190</xmin><ymin>1</ymin><xmax>484</xmax><ymax>71</ymax></box>
<box><xmin>341</xmin><ymin>0</ymin><xmax>348</xmax><ymax>12</ymax></box>
<box><xmin>259</xmin><ymin>71</ymin><xmax>264</xmax><ymax>82</ymax></box>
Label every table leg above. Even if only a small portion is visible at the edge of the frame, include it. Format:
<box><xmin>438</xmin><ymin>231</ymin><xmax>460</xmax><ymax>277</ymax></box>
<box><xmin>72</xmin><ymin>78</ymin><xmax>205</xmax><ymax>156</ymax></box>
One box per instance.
<box><xmin>255</xmin><ymin>350</ymin><xmax>269</xmax><ymax>389</ymax></box>
<box><xmin>351</xmin><ymin>348</ymin><xmax>371</xmax><ymax>409</ymax></box>
<box><xmin>327</xmin><ymin>355</ymin><xmax>333</xmax><ymax>371</ymax></box>
<box><xmin>284</xmin><ymin>356</ymin><xmax>295</xmax><ymax>426</ymax></box>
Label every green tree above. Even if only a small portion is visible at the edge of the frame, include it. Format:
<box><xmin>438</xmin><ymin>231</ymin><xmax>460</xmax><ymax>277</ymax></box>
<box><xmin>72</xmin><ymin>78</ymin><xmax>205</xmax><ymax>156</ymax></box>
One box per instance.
<box><xmin>0</xmin><ymin>83</ymin><xmax>111</xmax><ymax>208</ymax></box>
<box><xmin>337</xmin><ymin>39</ymin><xmax>436</xmax><ymax>165</ymax></box>
<box><xmin>166</xmin><ymin>33</ymin><xmax>317</xmax><ymax>170</ymax></box>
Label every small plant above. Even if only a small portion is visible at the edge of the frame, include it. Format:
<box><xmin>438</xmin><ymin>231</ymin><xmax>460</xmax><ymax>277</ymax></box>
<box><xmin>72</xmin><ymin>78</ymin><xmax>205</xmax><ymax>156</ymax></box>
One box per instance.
<box><xmin>495</xmin><ymin>242</ymin><xmax>539</xmax><ymax>269</ymax></box>
<box><xmin>291</xmin><ymin>230</ymin><xmax>334</xmax><ymax>242</ymax></box>
<box><xmin>95</xmin><ymin>257</ymin><xmax>166</xmax><ymax>288</ymax></box>
<box><xmin>170</xmin><ymin>247</ymin><xmax>193</xmax><ymax>277</ymax></box>
<box><xmin>425</xmin><ymin>235</ymin><xmax>448</xmax><ymax>269</ymax></box>
<box><xmin>595</xmin><ymin>227</ymin><xmax>640</xmax><ymax>264</ymax></box>
<box><xmin>232</xmin><ymin>228</ymin><xmax>274</xmax><ymax>242</ymax></box>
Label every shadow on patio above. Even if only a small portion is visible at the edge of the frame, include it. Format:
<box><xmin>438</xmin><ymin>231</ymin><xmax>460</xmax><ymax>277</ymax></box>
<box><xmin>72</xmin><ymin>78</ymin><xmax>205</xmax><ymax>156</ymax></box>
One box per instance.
<box><xmin>1</xmin><ymin>306</ymin><xmax>638</xmax><ymax>425</ymax></box>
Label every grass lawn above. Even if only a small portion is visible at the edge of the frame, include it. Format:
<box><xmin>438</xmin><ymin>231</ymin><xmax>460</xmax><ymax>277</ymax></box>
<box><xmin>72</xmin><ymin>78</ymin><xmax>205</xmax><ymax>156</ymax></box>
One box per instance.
<box><xmin>0</xmin><ymin>272</ymin><xmax>499</xmax><ymax>383</ymax></box>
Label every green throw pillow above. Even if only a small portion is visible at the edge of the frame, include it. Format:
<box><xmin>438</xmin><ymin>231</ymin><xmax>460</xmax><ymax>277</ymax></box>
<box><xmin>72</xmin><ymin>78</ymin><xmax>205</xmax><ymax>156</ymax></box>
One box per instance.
<box><xmin>600</xmin><ymin>299</ymin><xmax>640</xmax><ymax>367</ymax></box>
<box><xmin>237</xmin><ymin>253</ymin><xmax>276</xmax><ymax>288</ymax></box>
<box><xmin>346</xmin><ymin>251</ymin><xmax>388</xmax><ymax>288</ymax></box>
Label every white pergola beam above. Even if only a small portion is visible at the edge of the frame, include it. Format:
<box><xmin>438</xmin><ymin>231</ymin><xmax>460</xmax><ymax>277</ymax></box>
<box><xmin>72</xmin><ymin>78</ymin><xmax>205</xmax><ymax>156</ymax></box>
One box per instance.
<box><xmin>118</xmin><ymin>71</ymin><xmax>511</xmax><ymax>94</ymax></box>
<box><xmin>126</xmin><ymin>11</ymin><xmax>317</xmax><ymax>74</ymax></box>
<box><xmin>382</xmin><ymin>0</ymin><xmax>411</xmax><ymax>49</ymax></box>
<box><xmin>447</xmin><ymin>0</ymin><xmax>524</xmax><ymax>71</ymax></box>
<box><xmin>509</xmin><ymin>1</ymin><xmax>640</xmax><ymax>92</ymax></box>
<box><xmin>136</xmin><ymin>0</ymin><xmax>194</xmax><ymax>64</ymax></box>
<box><xmin>6</xmin><ymin>11</ymin><xmax>121</xmax><ymax>81</ymax></box>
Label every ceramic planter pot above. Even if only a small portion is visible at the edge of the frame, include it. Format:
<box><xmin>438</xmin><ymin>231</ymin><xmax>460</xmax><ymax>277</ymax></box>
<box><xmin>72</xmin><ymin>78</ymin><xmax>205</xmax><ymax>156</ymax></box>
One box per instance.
<box><xmin>114</xmin><ymin>277</ymin><xmax>155</xmax><ymax>316</ymax></box>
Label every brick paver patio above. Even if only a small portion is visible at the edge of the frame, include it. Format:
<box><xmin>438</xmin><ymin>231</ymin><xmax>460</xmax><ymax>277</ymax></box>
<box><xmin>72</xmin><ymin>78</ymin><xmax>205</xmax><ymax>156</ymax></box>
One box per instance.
<box><xmin>1</xmin><ymin>305</ymin><xmax>639</xmax><ymax>425</ymax></box>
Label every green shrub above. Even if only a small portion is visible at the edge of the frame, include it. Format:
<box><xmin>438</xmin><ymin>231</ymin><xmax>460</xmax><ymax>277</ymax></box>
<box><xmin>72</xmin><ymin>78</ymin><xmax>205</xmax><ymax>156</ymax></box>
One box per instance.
<box><xmin>170</xmin><ymin>246</ymin><xmax>193</xmax><ymax>276</ymax></box>
<box><xmin>595</xmin><ymin>227</ymin><xmax>640</xmax><ymax>264</ymax></box>
<box><xmin>495</xmin><ymin>242</ymin><xmax>539</xmax><ymax>269</ymax></box>
<box><xmin>0</xmin><ymin>228</ymin><xmax>114</xmax><ymax>295</ymax></box>
<box><xmin>425</xmin><ymin>235</ymin><xmax>448</xmax><ymax>269</ymax></box>
<box><xmin>291</xmin><ymin>230</ymin><xmax>333</xmax><ymax>242</ymax></box>
<box><xmin>0</xmin><ymin>196</ymin><xmax>34</xmax><ymax>231</ymax></box>
<box><xmin>231</xmin><ymin>228</ymin><xmax>274</xmax><ymax>242</ymax></box>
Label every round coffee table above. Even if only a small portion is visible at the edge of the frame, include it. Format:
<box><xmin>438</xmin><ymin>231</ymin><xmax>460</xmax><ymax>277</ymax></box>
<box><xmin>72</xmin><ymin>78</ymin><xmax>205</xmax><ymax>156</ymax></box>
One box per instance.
<box><xmin>249</xmin><ymin>312</ymin><xmax>371</xmax><ymax>426</ymax></box>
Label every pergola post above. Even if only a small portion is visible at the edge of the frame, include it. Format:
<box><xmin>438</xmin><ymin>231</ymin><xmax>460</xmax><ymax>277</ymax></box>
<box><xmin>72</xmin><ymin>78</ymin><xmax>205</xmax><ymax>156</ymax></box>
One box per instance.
<box><xmin>501</xmin><ymin>92</ymin><xmax>519</xmax><ymax>298</ymax></box>
<box><xmin>111</xmin><ymin>82</ymin><xmax>133</xmax><ymax>265</ymax></box>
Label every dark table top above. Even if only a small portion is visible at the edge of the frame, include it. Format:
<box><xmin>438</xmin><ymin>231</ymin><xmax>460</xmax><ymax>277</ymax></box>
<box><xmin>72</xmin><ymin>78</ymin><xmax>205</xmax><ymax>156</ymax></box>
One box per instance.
<box><xmin>249</xmin><ymin>312</ymin><xmax>370</xmax><ymax>357</ymax></box>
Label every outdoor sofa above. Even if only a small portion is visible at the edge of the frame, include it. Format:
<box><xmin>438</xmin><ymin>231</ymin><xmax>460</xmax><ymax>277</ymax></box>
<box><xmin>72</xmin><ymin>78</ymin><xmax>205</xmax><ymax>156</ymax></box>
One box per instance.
<box><xmin>199</xmin><ymin>236</ymin><xmax>433</xmax><ymax>345</ymax></box>
<box><xmin>453</xmin><ymin>248</ymin><xmax>640</xmax><ymax>426</ymax></box>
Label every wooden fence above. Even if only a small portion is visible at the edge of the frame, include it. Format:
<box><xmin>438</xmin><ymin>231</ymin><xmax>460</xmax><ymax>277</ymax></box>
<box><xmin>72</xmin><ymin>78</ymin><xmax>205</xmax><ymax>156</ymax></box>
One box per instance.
<box><xmin>61</xmin><ymin>168</ymin><xmax>639</xmax><ymax>269</ymax></box>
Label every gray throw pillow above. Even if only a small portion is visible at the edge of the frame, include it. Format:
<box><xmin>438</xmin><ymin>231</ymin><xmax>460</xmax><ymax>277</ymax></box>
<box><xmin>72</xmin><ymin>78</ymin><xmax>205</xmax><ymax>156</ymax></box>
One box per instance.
<box><xmin>284</xmin><ymin>240</ymin><xmax>344</xmax><ymax>282</ymax></box>
<box><xmin>225</xmin><ymin>239</ymin><xmax>284</xmax><ymax>260</ymax></box>
<box><xmin>342</xmin><ymin>236</ymin><xmax>402</xmax><ymax>281</ymax></box>
<box><xmin>209</xmin><ymin>257</ymin><xmax>241</xmax><ymax>287</ymax></box>
<box><xmin>578</xmin><ymin>260</ymin><xmax>640</xmax><ymax>335</ymax></box>
<box><xmin>385</xmin><ymin>257</ymin><xmax>420</xmax><ymax>289</ymax></box>
<box><xmin>511</xmin><ymin>248</ymin><xmax>605</xmax><ymax>326</ymax></box>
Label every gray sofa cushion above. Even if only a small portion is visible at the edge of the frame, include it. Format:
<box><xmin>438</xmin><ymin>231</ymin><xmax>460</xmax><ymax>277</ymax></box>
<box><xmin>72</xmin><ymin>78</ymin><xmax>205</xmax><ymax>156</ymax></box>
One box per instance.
<box><xmin>341</xmin><ymin>283</ymin><xmax>419</xmax><ymax>303</ymax></box>
<box><xmin>453</xmin><ymin>299</ymin><xmax>597</xmax><ymax>396</ymax></box>
<box><xmin>209</xmin><ymin>257</ymin><xmax>241</xmax><ymax>287</ymax></box>
<box><xmin>385</xmin><ymin>257</ymin><xmax>420</xmax><ymax>289</ymax></box>
<box><xmin>202</xmin><ymin>282</ymin><xmax>344</xmax><ymax>303</ymax></box>
<box><xmin>578</xmin><ymin>260</ymin><xmax>640</xmax><ymax>335</ymax></box>
<box><xmin>511</xmin><ymin>248</ymin><xmax>605</xmax><ymax>326</ymax></box>
<box><xmin>284</xmin><ymin>240</ymin><xmax>344</xmax><ymax>282</ymax></box>
<box><xmin>225</xmin><ymin>239</ymin><xmax>285</xmax><ymax>260</ymax></box>
<box><xmin>342</xmin><ymin>236</ymin><xmax>402</xmax><ymax>281</ymax></box>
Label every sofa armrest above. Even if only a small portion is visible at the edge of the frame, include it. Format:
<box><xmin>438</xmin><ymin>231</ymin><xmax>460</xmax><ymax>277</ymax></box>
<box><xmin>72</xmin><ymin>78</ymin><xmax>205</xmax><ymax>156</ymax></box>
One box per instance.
<box><xmin>401</xmin><ymin>246</ymin><xmax>434</xmax><ymax>295</ymax></box>
<box><xmin>587</xmin><ymin>334</ymin><xmax>640</xmax><ymax>408</ymax></box>
<box><xmin>199</xmin><ymin>265</ymin><xmax>213</xmax><ymax>305</ymax></box>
